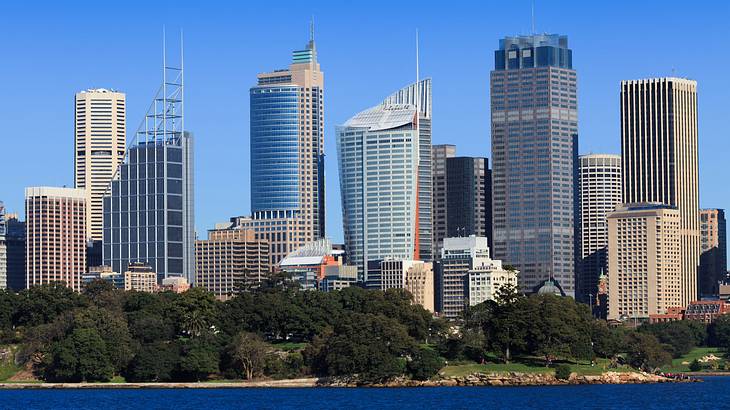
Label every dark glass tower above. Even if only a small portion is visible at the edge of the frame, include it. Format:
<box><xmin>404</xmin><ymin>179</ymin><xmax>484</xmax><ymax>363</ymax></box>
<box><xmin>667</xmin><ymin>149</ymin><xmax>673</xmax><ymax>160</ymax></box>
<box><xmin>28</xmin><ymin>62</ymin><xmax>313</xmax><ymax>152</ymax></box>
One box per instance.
<box><xmin>446</xmin><ymin>157</ymin><xmax>492</xmax><ymax>250</ymax></box>
<box><xmin>490</xmin><ymin>34</ymin><xmax>578</xmax><ymax>296</ymax></box>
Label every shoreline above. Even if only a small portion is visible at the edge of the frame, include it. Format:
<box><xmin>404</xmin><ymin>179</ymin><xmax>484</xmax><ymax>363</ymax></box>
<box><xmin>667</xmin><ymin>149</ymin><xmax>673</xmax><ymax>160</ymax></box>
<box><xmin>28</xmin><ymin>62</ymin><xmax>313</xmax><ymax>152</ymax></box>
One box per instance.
<box><xmin>0</xmin><ymin>372</ymin><xmax>699</xmax><ymax>389</ymax></box>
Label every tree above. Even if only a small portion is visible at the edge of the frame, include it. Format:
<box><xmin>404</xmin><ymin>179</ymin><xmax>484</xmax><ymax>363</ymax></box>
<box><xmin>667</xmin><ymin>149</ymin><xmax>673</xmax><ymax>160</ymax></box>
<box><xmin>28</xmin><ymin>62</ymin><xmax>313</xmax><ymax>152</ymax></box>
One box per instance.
<box><xmin>224</xmin><ymin>332</ymin><xmax>270</xmax><ymax>380</ymax></box>
<box><xmin>44</xmin><ymin>327</ymin><xmax>114</xmax><ymax>382</ymax></box>
<box><xmin>73</xmin><ymin>306</ymin><xmax>133</xmax><ymax>373</ymax></box>
<box><xmin>407</xmin><ymin>347</ymin><xmax>444</xmax><ymax>381</ymax></box>
<box><xmin>708</xmin><ymin>315</ymin><xmax>730</xmax><ymax>349</ymax></box>
<box><xmin>124</xmin><ymin>342</ymin><xmax>179</xmax><ymax>382</ymax></box>
<box><xmin>178</xmin><ymin>340</ymin><xmax>219</xmax><ymax>381</ymax></box>
<box><xmin>639</xmin><ymin>321</ymin><xmax>695</xmax><ymax>358</ymax></box>
<box><xmin>624</xmin><ymin>332</ymin><xmax>671</xmax><ymax>372</ymax></box>
<box><xmin>14</xmin><ymin>283</ymin><xmax>87</xmax><ymax>327</ymax></box>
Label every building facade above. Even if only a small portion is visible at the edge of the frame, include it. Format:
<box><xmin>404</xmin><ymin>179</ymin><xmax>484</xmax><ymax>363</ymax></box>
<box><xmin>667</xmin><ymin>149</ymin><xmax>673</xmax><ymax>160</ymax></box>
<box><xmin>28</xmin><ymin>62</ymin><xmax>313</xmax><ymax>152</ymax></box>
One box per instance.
<box><xmin>446</xmin><ymin>157</ymin><xmax>492</xmax><ymax>248</ymax></box>
<box><xmin>124</xmin><ymin>262</ymin><xmax>157</xmax><ymax>292</ymax></box>
<box><xmin>468</xmin><ymin>264</ymin><xmax>518</xmax><ymax>307</ymax></box>
<box><xmin>249</xmin><ymin>33</ymin><xmax>325</xmax><ymax>266</ymax></box>
<box><xmin>699</xmin><ymin>209</ymin><xmax>727</xmax><ymax>296</ymax></box>
<box><xmin>26</xmin><ymin>187</ymin><xmax>86</xmax><ymax>292</ymax></box>
<box><xmin>0</xmin><ymin>202</ymin><xmax>6</xmax><ymax>289</ymax></box>
<box><xmin>336</xmin><ymin>79</ymin><xmax>432</xmax><ymax>279</ymax></box>
<box><xmin>74</xmin><ymin>89</ymin><xmax>126</xmax><ymax>242</ymax></box>
<box><xmin>375</xmin><ymin>259</ymin><xmax>434</xmax><ymax>312</ymax></box>
<box><xmin>432</xmin><ymin>144</ymin><xmax>456</xmax><ymax>256</ymax></box>
<box><xmin>278</xmin><ymin>238</ymin><xmax>351</xmax><ymax>291</ymax></box>
<box><xmin>621</xmin><ymin>77</ymin><xmax>700</xmax><ymax>306</ymax></box>
<box><xmin>577</xmin><ymin>154</ymin><xmax>622</xmax><ymax>303</ymax></box>
<box><xmin>4</xmin><ymin>213</ymin><xmax>25</xmax><ymax>291</ymax></box>
<box><xmin>490</xmin><ymin>34</ymin><xmax>578</xmax><ymax>297</ymax></box>
<box><xmin>196</xmin><ymin>227</ymin><xmax>270</xmax><ymax>299</ymax></box>
<box><xmin>607</xmin><ymin>204</ymin><xmax>682</xmax><ymax>321</ymax></box>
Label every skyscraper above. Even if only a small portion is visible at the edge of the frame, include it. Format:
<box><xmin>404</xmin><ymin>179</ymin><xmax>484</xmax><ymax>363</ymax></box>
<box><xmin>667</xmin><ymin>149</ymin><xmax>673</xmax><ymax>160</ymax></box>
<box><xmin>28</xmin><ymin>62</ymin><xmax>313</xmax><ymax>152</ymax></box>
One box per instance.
<box><xmin>577</xmin><ymin>154</ymin><xmax>622</xmax><ymax>303</ymax></box>
<box><xmin>0</xmin><ymin>202</ymin><xmax>6</xmax><ymax>289</ymax></box>
<box><xmin>621</xmin><ymin>77</ymin><xmax>700</xmax><ymax>305</ymax></box>
<box><xmin>432</xmin><ymin>144</ymin><xmax>456</xmax><ymax>255</ymax></box>
<box><xmin>607</xmin><ymin>204</ymin><xmax>681</xmax><ymax>320</ymax></box>
<box><xmin>249</xmin><ymin>29</ymin><xmax>325</xmax><ymax>266</ymax></box>
<box><xmin>699</xmin><ymin>209</ymin><xmax>727</xmax><ymax>296</ymax></box>
<box><xmin>74</xmin><ymin>89</ymin><xmax>126</xmax><ymax>242</ymax></box>
<box><xmin>490</xmin><ymin>34</ymin><xmax>578</xmax><ymax>296</ymax></box>
<box><xmin>103</xmin><ymin>48</ymin><xmax>194</xmax><ymax>284</ymax></box>
<box><xmin>26</xmin><ymin>187</ymin><xmax>86</xmax><ymax>291</ymax></box>
<box><xmin>4</xmin><ymin>213</ymin><xmax>25</xmax><ymax>291</ymax></box>
<box><xmin>336</xmin><ymin>79</ymin><xmax>432</xmax><ymax>279</ymax></box>
<box><xmin>446</xmin><ymin>156</ymin><xmax>492</xmax><ymax>248</ymax></box>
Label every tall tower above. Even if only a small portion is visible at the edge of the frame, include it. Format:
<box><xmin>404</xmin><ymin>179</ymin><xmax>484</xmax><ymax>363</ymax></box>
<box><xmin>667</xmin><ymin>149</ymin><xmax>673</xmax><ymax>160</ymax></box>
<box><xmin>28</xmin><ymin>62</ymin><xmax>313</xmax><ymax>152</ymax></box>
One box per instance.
<box><xmin>446</xmin><ymin>157</ymin><xmax>492</xmax><ymax>247</ymax></box>
<box><xmin>490</xmin><ymin>34</ymin><xmax>578</xmax><ymax>296</ymax></box>
<box><xmin>74</xmin><ymin>89</ymin><xmax>126</xmax><ymax>242</ymax></box>
<box><xmin>621</xmin><ymin>77</ymin><xmax>700</xmax><ymax>305</ymax></box>
<box><xmin>103</xmin><ymin>37</ymin><xmax>195</xmax><ymax>284</ymax></box>
<box><xmin>0</xmin><ymin>202</ymin><xmax>6</xmax><ymax>289</ymax></box>
<box><xmin>248</xmin><ymin>27</ymin><xmax>325</xmax><ymax>265</ymax></box>
<box><xmin>577</xmin><ymin>154</ymin><xmax>622</xmax><ymax>303</ymax></box>
<box><xmin>26</xmin><ymin>187</ymin><xmax>87</xmax><ymax>292</ymax></box>
<box><xmin>432</xmin><ymin>144</ymin><xmax>456</xmax><ymax>255</ymax></box>
<box><xmin>336</xmin><ymin>79</ymin><xmax>432</xmax><ymax>280</ymax></box>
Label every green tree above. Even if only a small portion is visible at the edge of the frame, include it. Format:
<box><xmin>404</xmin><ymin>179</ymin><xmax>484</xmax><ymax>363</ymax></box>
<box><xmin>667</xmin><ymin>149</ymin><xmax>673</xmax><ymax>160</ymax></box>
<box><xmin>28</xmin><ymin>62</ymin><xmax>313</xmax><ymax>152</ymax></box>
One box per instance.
<box><xmin>73</xmin><ymin>306</ymin><xmax>133</xmax><ymax>373</ymax></box>
<box><xmin>14</xmin><ymin>283</ymin><xmax>87</xmax><ymax>327</ymax></box>
<box><xmin>639</xmin><ymin>321</ymin><xmax>695</xmax><ymax>358</ymax></box>
<box><xmin>44</xmin><ymin>327</ymin><xmax>113</xmax><ymax>382</ymax></box>
<box><xmin>407</xmin><ymin>346</ymin><xmax>444</xmax><ymax>381</ymax></box>
<box><xmin>224</xmin><ymin>332</ymin><xmax>270</xmax><ymax>380</ymax></box>
<box><xmin>624</xmin><ymin>332</ymin><xmax>671</xmax><ymax>372</ymax></box>
<box><xmin>124</xmin><ymin>342</ymin><xmax>179</xmax><ymax>382</ymax></box>
<box><xmin>178</xmin><ymin>340</ymin><xmax>219</xmax><ymax>381</ymax></box>
<box><xmin>708</xmin><ymin>315</ymin><xmax>730</xmax><ymax>349</ymax></box>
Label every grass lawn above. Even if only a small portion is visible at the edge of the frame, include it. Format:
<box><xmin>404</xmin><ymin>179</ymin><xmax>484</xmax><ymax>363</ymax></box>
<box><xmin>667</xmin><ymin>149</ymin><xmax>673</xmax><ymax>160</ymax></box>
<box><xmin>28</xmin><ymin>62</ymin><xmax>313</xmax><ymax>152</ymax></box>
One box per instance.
<box><xmin>440</xmin><ymin>357</ymin><xmax>633</xmax><ymax>378</ymax></box>
<box><xmin>0</xmin><ymin>346</ymin><xmax>21</xmax><ymax>381</ymax></box>
<box><xmin>661</xmin><ymin>347</ymin><xmax>725</xmax><ymax>373</ymax></box>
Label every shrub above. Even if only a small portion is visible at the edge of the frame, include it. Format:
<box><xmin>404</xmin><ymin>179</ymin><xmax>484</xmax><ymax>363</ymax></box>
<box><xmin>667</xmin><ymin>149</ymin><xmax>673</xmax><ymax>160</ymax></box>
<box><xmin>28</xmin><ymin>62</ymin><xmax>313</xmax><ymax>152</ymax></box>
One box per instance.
<box><xmin>407</xmin><ymin>347</ymin><xmax>445</xmax><ymax>381</ymax></box>
<box><xmin>688</xmin><ymin>359</ymin><xmax>702</xmax><ymax>372</ymax></box>
<box><xmin>554</xmin><ymin>364</ymin><xmax>571</xmax><ymax>380</ymax></box>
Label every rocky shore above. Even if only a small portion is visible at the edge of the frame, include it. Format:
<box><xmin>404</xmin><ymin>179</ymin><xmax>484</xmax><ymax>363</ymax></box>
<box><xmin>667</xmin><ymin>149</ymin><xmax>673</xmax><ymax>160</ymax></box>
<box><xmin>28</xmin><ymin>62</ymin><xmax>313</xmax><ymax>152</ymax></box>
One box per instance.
<box><xmin>0</xmin><ymin>371</ymin><xmax>697</xmax><ymax>389</ymax></box>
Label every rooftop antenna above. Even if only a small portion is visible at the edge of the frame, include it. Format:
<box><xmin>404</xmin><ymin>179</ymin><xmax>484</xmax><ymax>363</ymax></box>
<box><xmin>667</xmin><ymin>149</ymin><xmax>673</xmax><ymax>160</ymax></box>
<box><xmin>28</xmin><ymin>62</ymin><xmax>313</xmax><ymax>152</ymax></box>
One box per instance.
<box><xmin>310</xmin><ymin>16</ymin><xmax>315</xmax><ymax>43</ymax></box>
<box><xmin>415</xmin><ymin>28</ymin><xmax>420</xmax><ymax>121</ymax></box>
<box><xmin>531</xmin><ymin>0</ymin><xmax>536</xmax><ymax>34</ymax></box>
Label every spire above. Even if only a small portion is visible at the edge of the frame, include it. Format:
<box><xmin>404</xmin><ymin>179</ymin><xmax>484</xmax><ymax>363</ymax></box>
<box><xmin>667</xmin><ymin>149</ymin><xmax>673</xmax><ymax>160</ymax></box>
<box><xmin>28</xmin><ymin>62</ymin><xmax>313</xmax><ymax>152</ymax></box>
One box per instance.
<box><xmin>308</xmin><ymin>16</ymin><xmax>316</xmax><ymax>51</ymax></box>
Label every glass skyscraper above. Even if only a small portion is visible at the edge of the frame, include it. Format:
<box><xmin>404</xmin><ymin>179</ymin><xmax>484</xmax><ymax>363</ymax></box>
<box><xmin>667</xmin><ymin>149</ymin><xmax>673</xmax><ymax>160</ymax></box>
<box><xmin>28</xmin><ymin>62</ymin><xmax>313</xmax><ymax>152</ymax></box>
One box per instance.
<box><xmin>248</xmin><ymin>31</ymin><xmax>325</xmax><ymax>266</ymax></box>
<box><xmin>490</xmin><ymin>34</ymin><xmax>578</xmax><ymax>296</ymax></box>
<box><xmin>336</xmin><ymin>79</ymin><xmax>432</xmax><ymax>281</ymax></box>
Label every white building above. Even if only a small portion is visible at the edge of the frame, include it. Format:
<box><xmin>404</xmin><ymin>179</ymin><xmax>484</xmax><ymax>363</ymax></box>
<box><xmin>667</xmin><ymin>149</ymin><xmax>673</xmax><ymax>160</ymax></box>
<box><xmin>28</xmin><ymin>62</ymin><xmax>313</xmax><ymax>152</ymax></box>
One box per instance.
<box><xmin>377</xmin><ymin>259</ymin><xmax>434</xmax><ymax>312</ymax></box>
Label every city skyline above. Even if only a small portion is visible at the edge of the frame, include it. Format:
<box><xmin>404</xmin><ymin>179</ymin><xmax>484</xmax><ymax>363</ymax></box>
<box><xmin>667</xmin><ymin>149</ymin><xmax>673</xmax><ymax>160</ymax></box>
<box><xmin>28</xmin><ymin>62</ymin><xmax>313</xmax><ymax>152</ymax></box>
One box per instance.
<box><xmin>1</xmin><ymin>1</ymin><xmax>729</xmax><ymax>247</ymax></box>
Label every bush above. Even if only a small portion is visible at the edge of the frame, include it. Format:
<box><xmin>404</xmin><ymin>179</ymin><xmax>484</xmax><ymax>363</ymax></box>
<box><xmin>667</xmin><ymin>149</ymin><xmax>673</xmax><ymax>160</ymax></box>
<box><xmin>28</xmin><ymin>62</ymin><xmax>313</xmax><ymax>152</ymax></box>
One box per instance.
<box><xmin>554</xmin><ymin>364</ymin><xmax>571</xmax><ymax>380</ymax></box>
<box><xmin>407</xmin><ymin>347</ymin><xmax>445</xmax><ymax>381</ymax></box>
<box><xmin>689</xmin><ymin>359</ymin><xmax>702</xmax><ymax>372</ymax></box>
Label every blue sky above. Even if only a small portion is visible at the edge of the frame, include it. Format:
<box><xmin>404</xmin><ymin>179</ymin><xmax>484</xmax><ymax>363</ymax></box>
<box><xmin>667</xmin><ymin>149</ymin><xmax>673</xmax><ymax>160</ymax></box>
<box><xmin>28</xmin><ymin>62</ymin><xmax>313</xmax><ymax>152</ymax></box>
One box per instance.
<box><xmin>1</xmin><ymin>0</ymin><xmax>728</xmax><ymax>243</ymax></box>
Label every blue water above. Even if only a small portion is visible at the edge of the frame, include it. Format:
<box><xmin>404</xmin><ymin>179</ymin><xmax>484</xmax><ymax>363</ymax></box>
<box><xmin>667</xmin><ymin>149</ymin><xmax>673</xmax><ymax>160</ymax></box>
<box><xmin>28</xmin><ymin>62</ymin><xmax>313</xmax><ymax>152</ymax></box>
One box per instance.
<box><xmin>1</xmin><ymin>376</ymin><xmax>727</xmax><ymax>409</ymax></box>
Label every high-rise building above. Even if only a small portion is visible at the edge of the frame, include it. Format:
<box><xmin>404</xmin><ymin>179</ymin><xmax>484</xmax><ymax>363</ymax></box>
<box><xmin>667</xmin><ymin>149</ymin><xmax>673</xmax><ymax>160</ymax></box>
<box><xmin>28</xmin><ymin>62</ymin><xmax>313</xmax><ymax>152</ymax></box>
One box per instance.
<box><xmin>196</xmin><ymin>226</ymin><xmax>270</xmax><ymax>300</ymax></box>
<box><xmin>103</xmin><ymin>52</ymin><xmax>194</xmax><ymax>285</ymax></box>
<box><xmin>25</xmin><ymin>187</ymin><xmax>86</xmax><ymax>292</ymax></box>
<box><xmin>4</xmin><ymin>213</ymin><xmax>25</xmax><ymax>291</ymax></box>
<box><xmin>374</xmin><ymin>259</ymin><xmax>434</xmax><ymax>312</ymax></box>
<box><xmin>446</xmin><ymin>157</ymin><xmax>492</xmax><ymax>247</ymax></box>
<box><xmin>607</xmin><ymin>203</ymin><xmax>682</xmax><ymax>320</ymax></box>
<box><xmin>490</xmin><ymin>34</ymin><xmax>578</xmax><ymax>297</ymax></box>
<box><xmin>249</xmin><ymin>30</ymin><xmax>325</xmax><ymax>266</ymax></box>
<box><xmin>621</xmin><ymin>77</ymin><xmax>700</xmax><ymax>305</ymax></box>
<box><xmin>336</xmin><ymin>79</ymin><xmax>433</xmax><ymax>279</ymax></box>
<box><xmin>436</xmin><ymin>236</ymin><xmax>510</xmax><ymax>318</ymax></box>
<box><xmin>0</xmin><ymin>202</ymin><xmax>6</xmax><ymax>289</ymax></box>
<box><xmin>432</xmin><ymin>144</ymin><xmax>456</xmax><ymax>255</ymax></box>
<box><xmin>74</xmin><ymin>89</ymin><xmax>126</xmax><ymax>242</ymax></box>
<box><xmin>577</xmin><ymin>154</ymin><xmax>622</xmax><ymax>303</ymax></box>
<box><xmin>699</xmin><ymin>209</ymin><xmax>727</xmax><ymax>296</ymax></box>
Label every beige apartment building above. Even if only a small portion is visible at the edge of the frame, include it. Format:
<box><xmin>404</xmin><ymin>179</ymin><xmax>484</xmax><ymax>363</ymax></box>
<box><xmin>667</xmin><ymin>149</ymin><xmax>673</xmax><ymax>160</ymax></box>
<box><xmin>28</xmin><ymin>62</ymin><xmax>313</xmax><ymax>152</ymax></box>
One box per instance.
<box><xmin>196</xmin><ymin>226</ymin><xmax>270</xmax><ymax>300</ymax></box>
<box><xmin>124</xmin><ymin>262</ymin><xmax>157</xmax><ymax>293</ymax></box>
<box><xmin>25</xmin><ymin>187</ymin><xmax>86</xmax><ymax>292</ymax></box>
<box><xmin>378</xmin><ymin>259</ymin><xmax>434</xmax><ymax>312</ymax></box>
<box><xmin>621</xmin><ymin>78</ymin><xmax>700</xmax><ymax>306</ymax></box>
<box><xmin>74</xmin><ymin>89</ymin><xmax>126</xmax><ymax>241</ymax></box>
<box><xmin>607</xmin><ymin>204</ymin><xmax>682</xmax><ymax>321</ymax></box>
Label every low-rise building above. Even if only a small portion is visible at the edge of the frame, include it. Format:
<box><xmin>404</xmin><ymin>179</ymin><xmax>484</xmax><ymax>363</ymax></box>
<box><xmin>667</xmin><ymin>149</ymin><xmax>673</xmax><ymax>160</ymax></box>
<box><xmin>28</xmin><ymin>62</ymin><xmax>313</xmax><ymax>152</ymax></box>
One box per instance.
<box><xmin>124</xmin><ymin>262</ymin><xmax>157</xmax><ymax>293</ymax></box>
<box><xmin>467</xmin><ymin>264</ymin><xmax>518</xmax><ymax>306</ymax></box>
<box><xmin>683</xmin><ymin>300</ymin><xmax>730</xmax><ymax>323</ymax></box>
<box><xmin>83</xmin><ymin>265</ymin><xmax>123</xmax><ymax>289</ymax></box>
<box><xmin>373</xmin><ymin>259</ymin><xmax>435</xmax><ymax>312</ymax></box>
<box><xmin>278</xmin><ymin>239</ymin><xmax>352</xmax><ymax>291</ymax></box>
<box><xmin>160</xmin><ymin>277</ymin><xmax>190</xmax><ymax>293</ymax></box>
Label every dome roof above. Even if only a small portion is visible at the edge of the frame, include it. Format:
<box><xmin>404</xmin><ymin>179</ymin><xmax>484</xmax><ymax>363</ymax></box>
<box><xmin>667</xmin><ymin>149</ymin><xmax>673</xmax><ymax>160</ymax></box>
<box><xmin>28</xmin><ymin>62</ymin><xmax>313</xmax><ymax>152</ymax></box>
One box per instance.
<box><xmin>536</xmin><ymin>279</ymin><xmax>565</xmax><ymax>296</ymax></box>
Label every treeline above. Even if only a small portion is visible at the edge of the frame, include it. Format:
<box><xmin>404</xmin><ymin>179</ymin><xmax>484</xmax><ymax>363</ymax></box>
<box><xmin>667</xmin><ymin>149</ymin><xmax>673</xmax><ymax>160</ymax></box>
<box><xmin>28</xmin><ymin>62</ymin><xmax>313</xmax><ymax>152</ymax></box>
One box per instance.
<box><xmin>2</xmin><ymin>282</ymin><xmax>730</xmax><ymax>383</ymax></box>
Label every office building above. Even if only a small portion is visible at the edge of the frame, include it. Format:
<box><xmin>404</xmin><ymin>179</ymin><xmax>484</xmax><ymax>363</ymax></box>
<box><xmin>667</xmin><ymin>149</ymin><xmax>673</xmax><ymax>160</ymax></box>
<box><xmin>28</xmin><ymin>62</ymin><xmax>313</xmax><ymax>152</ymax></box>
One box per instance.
<box><xmin>336</xmin><ymin>79</ymin><xmax>432</xmax><ymax>279</ymax></box>
<box><xmin>74</xmin><ymin>89</ymin><xmax>126</xmax><ymax>242</ymax></box>
<box><xmin>432</xmin><ymin>144</ymin><xmax>456</xmax><ymax>255</ymax></box>
<box><xmin>607</xmin><ymin>204</ymin><xmax>682</xmax><ymax>321</ymax></box>
<box><xmin>103</xmin><ymin>57</ymin><xmax>194</xmax><ymax>285</ymax></box>
<box><xmin>699</xmin><ymin>209</ymin><xmax>727</xmax><ymax>296</ymax></box>
<box><xmin>577</xmin><ymin>154</ymin><xmax>622</xmax><ymax>303</ymax></box>
<box><xmin>446</xmin><ymin>157</ymin><xmax>492</xmax><ymax>247</ymax></box>
<box><xmin>124</xmin><ymin>262</ymin><xmax>157</xmax><ymax>292</ymax></box>
<box><xmin>437</xmin><ymin>236</ymin><xmax>511</xmax><ymax>318</ymax></box>
<box><xmin>374</xmin><ymin>259</ymin><xmax>434</xmax><ymax>312</ymax></box>
<box><xmin>0</xmin><ymin>202</ymin><xmax>5</xmax><ymax>289</ymax></box>
<box><xmin>249</xmin><ymin>30</ymin><xmax>325</xmax><ymax>266</ymax></box>
<box><xmin>621</xmin><ymin>77</ymin><xmax>700</xmax><ymax>306</ymax></box>
<box><xmin>490</xmin><ymin>34</ymin><xmax>578</xmax><ymax>296</ymax></box>
<box><xmin>83</xmin><ymin>265</ymin><xmax>124</xmax><ymax>289</ymax></box>
<box><xmin>26</xmin><ymin>187</ymin><xmax>86</xmax><ymax>292</ymax></box>
<box><xmin>4</xmin><ymin>213</ymin><xmax>25</xmax><ymax>291</ymax></box>
<box><xmin>196</xmin><ymin>226</ymin><xmax>270</xmax><ymax>299</ymax></box>
<box><xmin>278</xmin><ymin>238</ymin><xmax>352</xmax><ymax>291</ymax></box>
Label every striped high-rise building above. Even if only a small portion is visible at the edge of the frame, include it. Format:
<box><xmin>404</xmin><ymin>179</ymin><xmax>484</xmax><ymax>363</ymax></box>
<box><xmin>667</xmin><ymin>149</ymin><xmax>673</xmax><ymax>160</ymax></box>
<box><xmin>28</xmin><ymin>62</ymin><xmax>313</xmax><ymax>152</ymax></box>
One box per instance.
<box><xmin>620</xmin><ymin>77</ymin><xmax>700</xmax><ymax>306</ymax></box>
<box><xmin>490</xmin><ymin>34</ymin><xmax>578</xmax><ymax>296</ymax></box>
<box><xmin>25</xmin><ymin>187</ymin><xmax>86</xmax><ymax>292</ymax></box>
<box><xmin>432</xmin><ymin>144</ymin><xmax>456</xmax><ymax>256</ymax></box>
<box><xmin>74</xmin><ymin>89</ymin><xmax>126</xmax><ymax>241</ymax></box>
<box><xmin>249</xmin><ymin>30</ymin><xmax>325</xmax><ymax>266</ymax></box>
<box><xmin>336</xmin><ymin>79</ymin><xmax>432</xmax><ymax>281</ymax></box>
<box><xmin>577</xmin><ymin>154</ymin><xmax>622</xmax><ymax>303</ymax></box>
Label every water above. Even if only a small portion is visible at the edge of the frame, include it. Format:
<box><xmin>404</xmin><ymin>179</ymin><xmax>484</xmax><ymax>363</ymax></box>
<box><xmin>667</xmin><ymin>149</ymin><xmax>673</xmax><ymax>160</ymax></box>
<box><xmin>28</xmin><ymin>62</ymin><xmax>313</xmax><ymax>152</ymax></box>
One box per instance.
<box><xmin>1</xmin><ymin>376</ymin><xmax>727</xmax><ymax>409</ymax></box>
